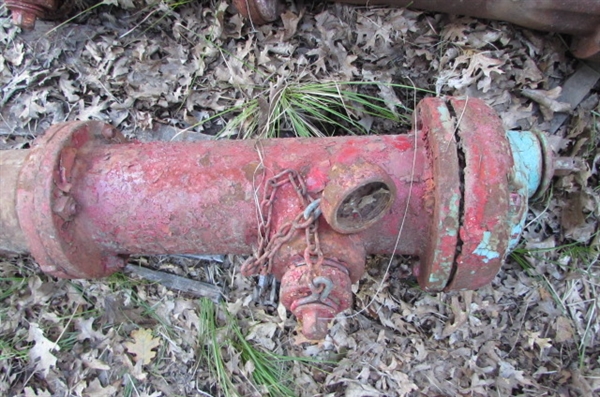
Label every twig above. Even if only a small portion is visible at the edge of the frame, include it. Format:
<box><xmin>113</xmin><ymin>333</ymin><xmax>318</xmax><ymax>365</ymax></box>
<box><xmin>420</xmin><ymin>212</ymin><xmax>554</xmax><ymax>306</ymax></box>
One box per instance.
<box><xmin>124</xmin><ymin>264</ymin><xmax>223</xmax><ymax>303</ymax></box>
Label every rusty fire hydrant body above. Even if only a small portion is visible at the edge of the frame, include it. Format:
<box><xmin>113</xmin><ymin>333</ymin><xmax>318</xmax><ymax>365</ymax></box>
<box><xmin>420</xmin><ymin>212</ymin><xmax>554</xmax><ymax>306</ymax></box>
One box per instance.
<box><xmin>0</xmin><ymin>97</ymin><xmax>551</xmax><ymax>339</ymax></box>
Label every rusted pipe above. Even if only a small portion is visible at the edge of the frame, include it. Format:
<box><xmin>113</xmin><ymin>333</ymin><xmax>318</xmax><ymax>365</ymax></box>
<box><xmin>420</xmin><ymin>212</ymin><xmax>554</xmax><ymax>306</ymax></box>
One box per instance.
<box><xmin>234</xmin><ymin>0</ymin><xmax>600</xmax><ymax>61</ymax></box>
<box><xmin>0</xmin><ymin>97</ymin><xmax>552</xmax><ymax>339</ymax></box>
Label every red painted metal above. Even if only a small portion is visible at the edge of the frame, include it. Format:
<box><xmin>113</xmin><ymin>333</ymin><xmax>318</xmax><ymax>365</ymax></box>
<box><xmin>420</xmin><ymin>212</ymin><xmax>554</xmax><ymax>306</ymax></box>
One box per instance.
<box><xmin>321</xmin><ymin>160</ymin><xmax>396</xmax><ymax>235</ymax></box>
<box><xmin>0</xmin><ymin>97</ymin><xmax>551</xmax><ymax>339</ymax></box>
<box><xmin>0</xmin><ymin>151</ymin><xmax>29</xmax><ymax>255</ymax></box>
<box><xmin>16</xmin><ymin>121</ymin><xmax>127</xmax><ymax>278</ymax></box>
<box><xmin>413</xmin><ymin>99</ymin><xmax>460</xmax><ymax>291</ymax></box>
<box><xmin>445</xmin><ymin>98</ymin><xmax>513</xmax><ymax>291</ymax></box>
<box><xmin>280</xmin><ymin>260</ymin><xmax>353</xmax><ymax>339</ymax></box>
<box><xmin>232</xmin><ymin>0</ymin><xmax>282</xmax><ymax>26</ymax></box>
<box><xmin>5</xmin><ymin>0</ymin><xmax>62</xmax><ymax>29</ymax></box>
<box><xmin>69</xmin><ymin>133</ymin><xmax>430</xmax><ymax>259</ymax></box>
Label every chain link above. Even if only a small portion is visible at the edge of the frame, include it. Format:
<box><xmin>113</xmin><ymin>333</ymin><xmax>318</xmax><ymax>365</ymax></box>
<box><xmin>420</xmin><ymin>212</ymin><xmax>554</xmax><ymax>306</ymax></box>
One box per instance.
<box><xmin>241</xmin><ymin>169</ymin><xmax>324</xmax><ymax>278</ymax></box>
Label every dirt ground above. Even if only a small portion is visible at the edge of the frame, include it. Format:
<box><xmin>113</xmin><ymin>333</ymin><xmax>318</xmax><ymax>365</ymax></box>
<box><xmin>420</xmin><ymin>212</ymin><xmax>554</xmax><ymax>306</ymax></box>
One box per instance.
<box><xmin>0</xmin><ymin>1</ymin><xmax>599</xmax><ymax>396</ymax></box>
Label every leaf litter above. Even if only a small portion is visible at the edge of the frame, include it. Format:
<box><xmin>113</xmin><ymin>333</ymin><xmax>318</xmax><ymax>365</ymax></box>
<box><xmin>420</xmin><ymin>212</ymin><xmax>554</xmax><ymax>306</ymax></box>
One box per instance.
<box><xmin>0</xmin><ymin>2</ymin><xmax>599</xmax><ymax>396</ymax></box>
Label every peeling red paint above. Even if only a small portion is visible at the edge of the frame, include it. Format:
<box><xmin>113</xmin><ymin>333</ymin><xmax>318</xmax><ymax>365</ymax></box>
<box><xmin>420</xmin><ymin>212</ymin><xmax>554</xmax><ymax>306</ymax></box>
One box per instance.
<box><xmin>0</xmin><ymin>97</ymin><xmax>552</xmax><ymax>339</ymax></box>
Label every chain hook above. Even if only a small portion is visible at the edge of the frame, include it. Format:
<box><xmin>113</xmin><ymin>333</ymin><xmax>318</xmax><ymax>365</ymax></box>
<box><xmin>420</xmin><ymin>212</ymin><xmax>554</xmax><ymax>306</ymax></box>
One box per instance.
<box><xmin>310</xmin><ymin>276</ymin><xmax>333</xmax><ymax>301</ymax></box>
<box><xmin>303</xmin><ymin>199</ymin><xmax>322</xmax><ymax>220</ymax></box>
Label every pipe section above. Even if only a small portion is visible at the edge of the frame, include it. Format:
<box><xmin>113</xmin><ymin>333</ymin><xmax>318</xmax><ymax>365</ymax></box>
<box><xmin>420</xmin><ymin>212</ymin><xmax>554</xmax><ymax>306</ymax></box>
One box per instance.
<box><xmin>0</xmin><ymin>97</ymin><xmax>552</xmax><ymax>338</ymax></box>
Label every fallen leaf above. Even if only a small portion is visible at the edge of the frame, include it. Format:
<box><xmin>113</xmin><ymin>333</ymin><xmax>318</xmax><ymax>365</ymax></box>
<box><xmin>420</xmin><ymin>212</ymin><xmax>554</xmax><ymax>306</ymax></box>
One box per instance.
<box><xmin>83</xmin><ymin>378</ymin><xmax>118</xmax><ymax>397</ymax></box>
<box><xmin>555</xmin><ymin>316</ymin><xmax>575</xmax><ymax>343</ymax></box>
<box><xmin>124</xmin><ymin>328</ymin><xmax>160</xmax><ymax>365</ymax></box>
<box><xmin>344</xmin><ymin>381</ymin><xmax>383</xmax><ymax>397</ymax></box>
<box><xmin>28</xmin><ymin>323</ymin><xmax>60</xmax><ymax>377</ymax></box>
<box><xmin>521</xmin><ymin>87</ymin><xmax>571</xmax><ymax>120</ymax></box>
<box><xmin>281</xmin><ymin>11</ymin><xmax>302</xmax><ymax>41</ymax></box>
<box><xmin>24</xmin><ymin>387</ymin><xmax>51</xmax><ymax>397</ymax></box>
<box><xmin>527</xmin><ymin>331</ymin><xmax>552</xmax><ymax>352</ymax></box>
<box><xmin>76</xmin><ymin>317</ymin><xmax>106</xmax><ymax>342</ymax></box>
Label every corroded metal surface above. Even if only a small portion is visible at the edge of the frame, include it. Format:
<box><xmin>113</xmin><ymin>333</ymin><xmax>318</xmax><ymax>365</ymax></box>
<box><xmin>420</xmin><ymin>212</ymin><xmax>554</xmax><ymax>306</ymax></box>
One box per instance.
<box><xmin>321</xmin><ymin>160</ymin><xmax>396</xmax><ymax>235</ymax></box>
<box><xmin>5</xmin><ymin>0</ymin><xmax>62</xmax><ymax>29</ymax></box>
<box><xmin>0</xmin><ymin>97</ymin><xmax>553</xmax><ymax>338</ymax></box>
<box><xmin>69</xmin><ymin>133</ymin><xmax>430</xmax><ymax>257</ymax></box>
<box><xmin>413</xmin><ymin>98</ymin><xmax>460</xmax><ymax>292</ymax></box>
<box><xmin>445</xmin><ymin>98</ymin><xmax>513</xmax><ymax>291</ymax></box>
<box><xmin>232</xmin><ymin>0</ymin><xmax>282</xmax><ymax>25</ymax></box>
<box><xmin>0</xmin><ymin>150</ymin><xmax>29</xmax><ymax>254</ymax></box>
<box><xmin>280</xmin><ymin>260</ymin><xmax>353</xmax><ymax>339</ymax></box>
<box><xmin>16</xmin><ymin>121</ymin><xmax>127</xmax><ymax>278</ymax></box>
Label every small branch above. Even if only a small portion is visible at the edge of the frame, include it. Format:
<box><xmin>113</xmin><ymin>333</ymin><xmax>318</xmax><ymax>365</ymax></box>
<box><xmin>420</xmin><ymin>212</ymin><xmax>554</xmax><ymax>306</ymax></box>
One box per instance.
<box><xmin>124</xmin><ymin>264</ymin><xmax>223</xmax><ymax>303</ymax></box>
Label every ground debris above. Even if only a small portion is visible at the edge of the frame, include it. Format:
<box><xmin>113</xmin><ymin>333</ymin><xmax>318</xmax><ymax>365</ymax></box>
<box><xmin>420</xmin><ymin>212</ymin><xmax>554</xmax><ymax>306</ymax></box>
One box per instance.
<box><xmin>0</xmin><ymin>2</ymin><xmax>598</xmax><ymax>397</ymax></box>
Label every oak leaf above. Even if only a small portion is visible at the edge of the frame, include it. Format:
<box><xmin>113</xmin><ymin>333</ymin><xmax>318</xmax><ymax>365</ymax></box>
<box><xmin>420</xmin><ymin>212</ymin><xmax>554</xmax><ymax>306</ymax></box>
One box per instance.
<box><xmin>124</xmin><ymin>328</ymin><xmax>160</xmax><ymax>365</ymax></box>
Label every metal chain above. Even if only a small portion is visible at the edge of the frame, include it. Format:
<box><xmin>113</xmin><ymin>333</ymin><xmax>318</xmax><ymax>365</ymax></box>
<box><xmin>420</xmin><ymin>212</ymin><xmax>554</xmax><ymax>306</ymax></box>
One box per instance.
<box><xmin>241</xmin><ymin>169</ymin><xmax>324</xmax><ymax>278</ymax></box>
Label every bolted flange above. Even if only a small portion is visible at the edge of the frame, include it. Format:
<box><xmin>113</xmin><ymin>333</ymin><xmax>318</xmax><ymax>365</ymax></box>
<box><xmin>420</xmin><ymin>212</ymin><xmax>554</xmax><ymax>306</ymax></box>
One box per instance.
<box><xmin>16</xmin><ymin>121</ymin><xmax>128</xmax><ymax>278</ymax></box>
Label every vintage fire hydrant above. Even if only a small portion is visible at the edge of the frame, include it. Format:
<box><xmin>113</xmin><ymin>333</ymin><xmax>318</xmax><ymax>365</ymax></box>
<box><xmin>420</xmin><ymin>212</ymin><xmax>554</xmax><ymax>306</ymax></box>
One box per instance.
<box><xmin>0</xmin><ymin>97</ymin><xmax>553</xmax><ymax>339</ymax></box>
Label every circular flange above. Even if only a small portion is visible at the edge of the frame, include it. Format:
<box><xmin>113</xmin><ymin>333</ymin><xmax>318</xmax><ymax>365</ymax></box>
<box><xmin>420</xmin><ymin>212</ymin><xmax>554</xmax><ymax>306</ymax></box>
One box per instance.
<box><xmin>444</xmin><ymin>98</ymin><xmax>514</xmax><ymax>291</ymax></box>
<box><xmin>16</xmin><ymin>121</ymin><xmax>127</xmax><ymax>279</ymax></box>
<box><xmin>531</xmin><ymin>129</ymin><xmax>554</xmax><ymax>200</ymax></box>
<box><xmin>414</xmin><ymin>98</ymin><xmax>461</xmax><ymax>292</ymax></box>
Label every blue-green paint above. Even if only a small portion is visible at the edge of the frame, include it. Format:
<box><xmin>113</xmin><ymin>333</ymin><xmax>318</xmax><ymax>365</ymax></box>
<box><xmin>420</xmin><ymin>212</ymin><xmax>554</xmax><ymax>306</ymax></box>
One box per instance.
<box><xmin>505</xmin><ymin>131</ymin><xmax>545</xmax><ymax>251</ymax></box>
<box><xmin>508</xmin><ymin>223</ymin><xmax>523</xmax><ymax>251</ymax></box>
<box><xmin>473</xmin><ymin>231</ymin><xmax>500</xmax><ymax>263</ymax></box>
<box><xmin>506</xmin><ymin>131</ymin><xmax>543</xmax><ymax>198</ymax></box>
<box><xmin>438</xmin><ymin>105</ymin><xmax>456</xmax><ymax>138</ymax></box>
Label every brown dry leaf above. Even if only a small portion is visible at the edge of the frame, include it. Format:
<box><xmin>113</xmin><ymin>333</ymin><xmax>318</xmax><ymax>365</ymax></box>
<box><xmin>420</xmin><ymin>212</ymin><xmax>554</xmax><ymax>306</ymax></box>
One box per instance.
<box><xmin>281</xmin><ymin>11</ymin><xmax>302</xmax><ymax>41</ymax></box>
<box><xmin>76</xmin><ymin>317</ymin><xmax>105</xmax><ymax>342</ymax></box>
<box><xmin>554</xmin><ymin>316</ymin><xmax>575</xmax><ymax>343</ymax></box>
<box><xmin>521</xmin><ymin>87</ymin><xmax>571</xmax><ymax>120</ymax></box>
<box><xmin>527</xmin><ymin>331</ymin><xmax>553</xmax><ymax>352</ymax></box>
<box><xmin>28</xmin><ymin>323</ymin><xmax>60</xmax><ymax>377</ymax></box>
<box><xmin>83</xmin><ymin>378</ymin><xmax>118</xmax><ymax>397</ymax></box>
<box><xmin>443</xmin><ymin>50</ymin><xmax>506</xmax><ymax>92</ymax></box>
<box><xmin>390</xmin><ymin>371</ymin><xmax>418</xmax><ymax>396</ymax></box>
<box><xmin>441</xmin><ymin>295</ymin><xmax>468</xmax><ymax>338</ymax></box>
<box><xmin>344</xmin><ymin>381</ymin><xmax>383</xmax><ymax>396</ymax></box>
<box><xmin>124</xmin><ymin>328</ymin><xmax>160</xmax><ymax>365</ymax></box>
<box><xmin>246</xmin><ymin>322</ymin><xmax>277</xmax><ymax>350</ymax></box>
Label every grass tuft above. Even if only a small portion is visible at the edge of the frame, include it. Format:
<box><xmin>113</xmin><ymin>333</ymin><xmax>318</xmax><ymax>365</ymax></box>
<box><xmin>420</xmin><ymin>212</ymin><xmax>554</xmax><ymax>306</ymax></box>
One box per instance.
<box><xmin>214</xmin><ymin>81</ymin><xmax>425</xmax><ymax>139</ymax></box>
<box><xmin>196</xmin><ymin>298</ymin><xmax>325</xmax><ymax>397</ymax></box>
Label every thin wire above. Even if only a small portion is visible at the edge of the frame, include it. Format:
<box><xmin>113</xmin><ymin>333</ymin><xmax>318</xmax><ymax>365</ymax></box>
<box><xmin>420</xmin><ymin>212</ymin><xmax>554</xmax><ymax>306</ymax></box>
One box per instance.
<box><xmin>340</xmin><ymin>87</ymin><xmax>420</xmax><ymax>320</ymax></box>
